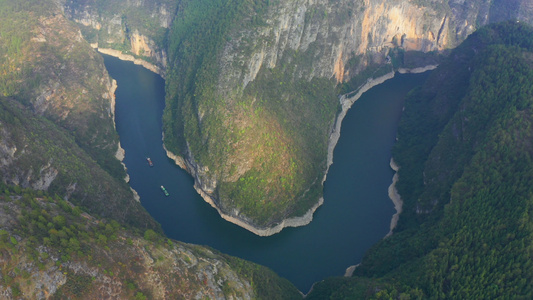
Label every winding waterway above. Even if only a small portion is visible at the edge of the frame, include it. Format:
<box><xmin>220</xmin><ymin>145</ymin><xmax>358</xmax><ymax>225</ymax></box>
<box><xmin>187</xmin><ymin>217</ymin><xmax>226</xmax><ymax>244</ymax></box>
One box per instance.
<box><xmin>104</xmin><ymin>54</ymin><xmax>430</xmax><ymax>292</ymax></box>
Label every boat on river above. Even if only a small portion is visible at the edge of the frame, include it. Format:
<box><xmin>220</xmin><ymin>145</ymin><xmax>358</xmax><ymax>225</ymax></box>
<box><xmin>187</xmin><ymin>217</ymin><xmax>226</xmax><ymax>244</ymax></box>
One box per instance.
<box><xmin>147</xmin><ymin>157</ymin><xmax>153</xmax><ymax>167</ymax></box>
<box><xmin>160</xmin><ymin>185</ymin><xmax>169</xmax><ymax>196</ymax></box>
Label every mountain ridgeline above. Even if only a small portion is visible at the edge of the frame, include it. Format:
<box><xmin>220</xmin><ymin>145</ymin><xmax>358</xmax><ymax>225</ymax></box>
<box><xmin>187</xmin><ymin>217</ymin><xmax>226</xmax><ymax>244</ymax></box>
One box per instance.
<box><xmin>65</xmin><ymin>0</ymin><xmax>533</xmax><ymax>234</ymax></box>
<box><xmin>307</xmin><ymin>22</ymin><xmax>533</xmax><ymax>299</ymax></box>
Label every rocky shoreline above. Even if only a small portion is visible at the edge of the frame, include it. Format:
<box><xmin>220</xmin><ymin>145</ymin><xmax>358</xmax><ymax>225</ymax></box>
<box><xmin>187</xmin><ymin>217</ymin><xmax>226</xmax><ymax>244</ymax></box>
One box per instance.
<box><xmin>163</xmin><ymin>143</ymin><xmax>325</xmax><ymax>236</ymax></box>
<box><xmin>107</xmin><ymin>72</ymin><xmax>140</xmax><ymax>202</ymax></box>
<box><xmin>328</xmin><ymin>65</ymin><xmax>438</xmax><ymax>240</ymax></box>
<box><xmin>194</xmin><ymin>185</ymin><xmax>325</xmax><ymax>237</ymax></box>
<box><xmin>386</xmin><ymin>158</ymin><xmax>402</xmax><ymax>237</ymax></box>
<box><xmin>95</xmin><ymin>46</ymin><xmax>165</xmax><ymax>78</ymax></box>
<box><xmin>325</xmin><ymin>71</ymin><xmax>396</xmax><ymax>179</ymax></box>
<box><xmin>397</xmin><ymin>65</ymin><xmax>438</xmax><ymax>74</ymax></box>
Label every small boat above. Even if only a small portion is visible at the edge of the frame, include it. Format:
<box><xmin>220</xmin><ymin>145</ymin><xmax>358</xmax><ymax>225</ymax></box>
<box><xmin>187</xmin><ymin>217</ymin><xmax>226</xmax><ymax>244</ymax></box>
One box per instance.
<box><xmin>147</xmin><ymin>157</ymin><xmax>153</xmax><ymax>167</ymax></box>
<box><xmin>160</xmin><ymin>185</ymin><xmax>169</xmax><ymax>196</ymax></box>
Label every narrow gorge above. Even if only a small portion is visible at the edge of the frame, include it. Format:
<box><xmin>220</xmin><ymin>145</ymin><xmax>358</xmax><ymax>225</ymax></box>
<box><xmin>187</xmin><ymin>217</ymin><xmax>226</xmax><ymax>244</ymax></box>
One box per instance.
<box><xmin>64</xmin><ymin>0</ymin><xmax>533</xmax><ymax>234</ymax></box>
<box><xmin>1</xmin><ymin>0</ymin><xmax>532</xmax><ymax>298</ymax></box>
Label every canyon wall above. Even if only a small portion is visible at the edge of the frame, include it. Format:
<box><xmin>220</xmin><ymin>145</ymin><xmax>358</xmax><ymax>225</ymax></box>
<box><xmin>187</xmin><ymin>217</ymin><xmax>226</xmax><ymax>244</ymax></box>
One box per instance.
<box><xmin>63</xmin><ymin>0</ymin><xmax>177</xmax><ymax>73</ymax></box>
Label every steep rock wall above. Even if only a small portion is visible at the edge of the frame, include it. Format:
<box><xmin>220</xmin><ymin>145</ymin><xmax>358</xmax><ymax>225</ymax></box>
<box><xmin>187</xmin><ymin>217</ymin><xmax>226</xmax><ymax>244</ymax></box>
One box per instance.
<box><xmin>63</xmin><ymin>0</ymin><xmax>176</xmax><ymax>73</ymax></box>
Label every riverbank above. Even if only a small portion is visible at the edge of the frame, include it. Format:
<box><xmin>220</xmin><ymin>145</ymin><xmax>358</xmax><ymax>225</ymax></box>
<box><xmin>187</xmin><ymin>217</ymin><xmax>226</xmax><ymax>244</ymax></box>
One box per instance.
<box><xmin>325</xmin><ymin>64</ymin><xmax>437</xmax><ymax>176</ymax></box>
<box><xmin>94</xmin><ymin>46</ymin><xmax>165</xmax><ymax>78</ymax></box>
<box><xmin>107</xmin><ymin>66</ymin><xmax>140</xmax><ymax>202</ymax></box>
<box><xmin>386</xmin><ymin>158</ymin><xmax>402</xmax><ymax>237</ymax></box>
<box><xmin>397</xmin><ymin>65</ymin><xmax>438</xmax><ymax>74</ymax></box>
<box><xmin>325</xmin><ymin>71</ymin><xmax>396</xmax><ymax>180</ymax></box>
<box><xmin>327</xmin><ymin>65</ymin><xmax>437</xmax><ymax>240</ymax></box>
<box><xmin>194</xmin><ymin>184</ymin><xmax>325</xmax><ymax>237</ymax></box>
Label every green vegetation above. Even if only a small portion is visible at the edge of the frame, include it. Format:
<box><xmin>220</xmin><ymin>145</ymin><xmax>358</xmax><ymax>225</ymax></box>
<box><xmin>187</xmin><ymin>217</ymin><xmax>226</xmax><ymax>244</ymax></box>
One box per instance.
<box><xmin>0</xmin><ymin>0</ymin><xmax>159</xmax><ymax>230</ymax></box>
<box><xmin>307</xmin><ymin>22</ymin><xmax>533</xmax><ymax>299</ymax></box>
<box><xmin>162</xmin><ymin>0</ymin><xmax>340</xmax><ymax>226</ymax></box>
<box><xmin>219</xmin><ymin>62</ymin><xmax>338</xmax><ymax>223</ymax></box>
<box><xmin>222</xmin><ymin>254</ymin><xmax>303</xmax><ymax>299</ymax></box>
<box><xmin>0</xmin><ymin>97</ymin><xmax>159</xmax><ymax>230</ymax></box>
<box><xmin>0</xmin><ymin>0</ymin><xmax>127</xmax><ymax>180</ymax></box>
<box><xmin>0</xmin><ymin>0</ymin><xmax>54</xmax><ymax>98</ymax></box>
<box><xmin>0</xmin><ymin>187</ymin><xmax>300</xmax><ymax>299</ymax></box>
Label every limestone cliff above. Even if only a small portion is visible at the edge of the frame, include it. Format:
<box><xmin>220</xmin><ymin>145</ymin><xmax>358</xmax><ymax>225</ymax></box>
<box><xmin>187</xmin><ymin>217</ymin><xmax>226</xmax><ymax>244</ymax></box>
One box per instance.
<box><xmin>63</xmin><ymin>0</ymin><xmax>176</xmax><ymax>73</ymax></box>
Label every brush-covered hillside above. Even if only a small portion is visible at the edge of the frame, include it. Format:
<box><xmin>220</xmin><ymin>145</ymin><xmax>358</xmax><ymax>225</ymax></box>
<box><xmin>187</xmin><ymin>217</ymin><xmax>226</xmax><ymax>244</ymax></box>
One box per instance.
<box><xmin>0</xmin><ymin>186</ymin><xmax>300</xmax><ymax>299</ymax></box>
<box><xmin>0</xmin><ymin>0</ymin><xmax>157</xmax><ymax>230</ymax></box>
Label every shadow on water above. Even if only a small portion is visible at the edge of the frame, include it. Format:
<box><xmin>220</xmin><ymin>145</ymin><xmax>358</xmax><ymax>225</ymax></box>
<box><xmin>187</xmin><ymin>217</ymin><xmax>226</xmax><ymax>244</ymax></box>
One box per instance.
<box><xmin>103</xmin><ymin>54</ymin><xmax>430</xmax><ymax>292</ymax></box>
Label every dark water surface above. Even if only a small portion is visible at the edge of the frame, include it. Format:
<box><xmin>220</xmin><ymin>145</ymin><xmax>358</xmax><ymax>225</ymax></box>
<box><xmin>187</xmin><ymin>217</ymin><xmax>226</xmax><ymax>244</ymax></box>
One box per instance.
<box><xmin>104</xmin><ymin>54</ymin><xmax>429</xmax><ymax>292</ymax></box>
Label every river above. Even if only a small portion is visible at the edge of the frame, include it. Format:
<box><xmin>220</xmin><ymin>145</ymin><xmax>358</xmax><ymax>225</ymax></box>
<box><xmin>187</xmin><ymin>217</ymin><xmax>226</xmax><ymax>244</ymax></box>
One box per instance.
<box><xmin>104</xmin><ymin>54</ymin><xmax>430</xmax><ymax>292</ymax></box>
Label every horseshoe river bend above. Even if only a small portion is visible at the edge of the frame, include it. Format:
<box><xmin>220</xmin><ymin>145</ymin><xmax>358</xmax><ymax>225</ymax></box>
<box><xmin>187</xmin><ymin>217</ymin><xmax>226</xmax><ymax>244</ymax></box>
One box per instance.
<box><xmin>103</xmin><ymin>54</ymin><xmax>430</xmax><ymax>292</ymax></box>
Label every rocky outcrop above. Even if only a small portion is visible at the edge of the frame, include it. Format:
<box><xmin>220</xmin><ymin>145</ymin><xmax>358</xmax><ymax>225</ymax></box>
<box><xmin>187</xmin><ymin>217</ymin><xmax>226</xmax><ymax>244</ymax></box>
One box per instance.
<box><xmin>0</xmin><ymin>130</ymin><xmax>57</xmax><ymax>191</ymax></box>
<box><xmin>63</xmin><ymin>0</ymin><xmax>175</xmax><ymax>73</ymax></box>
<box><xmin>386</xmin><ymin>158</ymin><xmax>402</xmax><ymax>237</ymax></box>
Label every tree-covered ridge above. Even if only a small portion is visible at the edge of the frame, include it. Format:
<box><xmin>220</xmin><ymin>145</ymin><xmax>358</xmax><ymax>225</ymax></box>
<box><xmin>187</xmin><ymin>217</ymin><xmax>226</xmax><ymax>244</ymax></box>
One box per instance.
<box><xmin>0</xmin><ymin>187</ymin><xmax>301</xmax><ymax>299</ymax></box>
<box><xmin>307</xmin><ymin>22</ymin><xmax>533</xmax><ymax>299</ymax></box>
<box><xmin>163</xmin><ymin>0</ymin><xmax>340</xmax><ymax>226</ymax></box>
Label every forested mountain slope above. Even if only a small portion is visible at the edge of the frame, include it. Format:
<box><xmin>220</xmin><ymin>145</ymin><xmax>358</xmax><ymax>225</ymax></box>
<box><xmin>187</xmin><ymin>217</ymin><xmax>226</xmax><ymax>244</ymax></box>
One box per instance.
<box><xmin>307</xmin><ymin>22</ymin><xmax>533</xmax><ymax>299</ymax></box>
<box><xmin>0</xmin><ymin>0</ymin><xmax>156</xmax><ymax>229</ymax></box>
